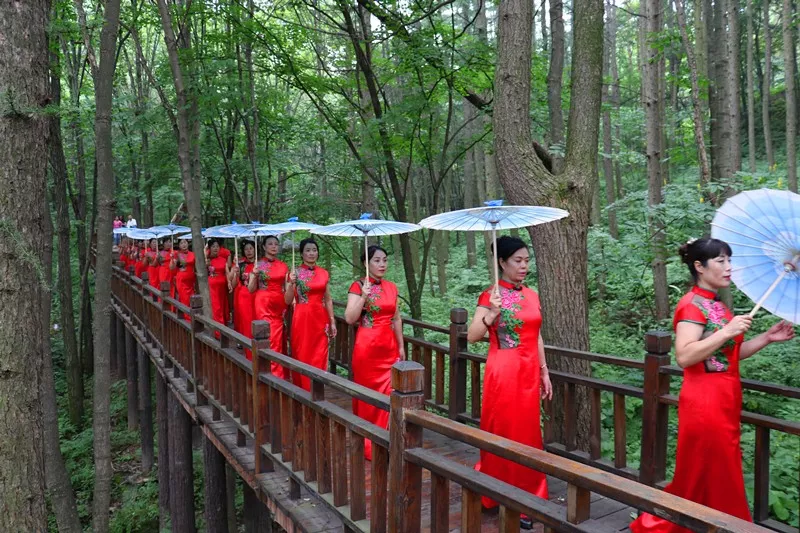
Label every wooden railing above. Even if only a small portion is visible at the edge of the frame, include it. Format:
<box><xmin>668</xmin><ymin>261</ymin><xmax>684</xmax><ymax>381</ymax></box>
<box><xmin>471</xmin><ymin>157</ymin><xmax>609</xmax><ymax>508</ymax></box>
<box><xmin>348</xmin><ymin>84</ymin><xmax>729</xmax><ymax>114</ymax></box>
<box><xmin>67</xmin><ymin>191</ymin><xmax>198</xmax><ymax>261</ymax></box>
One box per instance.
<box><xmin>111</xmin><ymin>265</ymin><xmax>794</xmax><ymax>532</ymax></box>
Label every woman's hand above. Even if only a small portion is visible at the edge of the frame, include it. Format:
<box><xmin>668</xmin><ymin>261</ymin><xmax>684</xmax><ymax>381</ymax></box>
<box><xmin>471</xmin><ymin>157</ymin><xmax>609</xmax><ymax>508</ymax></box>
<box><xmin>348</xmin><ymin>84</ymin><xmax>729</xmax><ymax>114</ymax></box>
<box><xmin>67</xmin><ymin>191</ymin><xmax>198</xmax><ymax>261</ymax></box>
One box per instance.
<box><xmin>230</xmin><ymin>264</ymin><xmax>240</xmax><ymax>277</ymax></box>
<box><xmin>486</xmin><ymin>286</ymin><xmax>502</xmax><ymax>321</ymax></box>
<box><xmin>328</xmin><ymin>320</ymin><xmax>337</xmax><ymax>338</ymax></box>
<box><xmin>723</xmin><ymin>315</ymin><xmax>752</xmax><ymax>339</ymax></box>
<box><xmin>765</xmin><ymin>320</ymin><xmax>795</xmax><ymax>343</ymax></box>
<box><xmin>398</xmin><ymin>345</ymin><xmax>406</xmax><ymax>361</ymax></box>
<box><xmin>540</xmin><ymin>366</ymin><xmax>553</xmax><ymax>401</ymax></box>
<box><xmin>361</xmin><ymin>277</ymin><xmax>372</xmax><ymax>297</ymax></box>
<box><xmin>288</xmin><ymin>271</ymin><xmax>297</xmax><ymax>284</ymax></box>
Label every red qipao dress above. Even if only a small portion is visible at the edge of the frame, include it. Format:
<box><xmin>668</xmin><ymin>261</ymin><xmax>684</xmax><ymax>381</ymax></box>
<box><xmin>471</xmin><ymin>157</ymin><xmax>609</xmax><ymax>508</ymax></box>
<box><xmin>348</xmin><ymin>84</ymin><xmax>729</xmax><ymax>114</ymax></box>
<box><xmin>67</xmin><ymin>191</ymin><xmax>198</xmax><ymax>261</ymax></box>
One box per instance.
<box><xmin>174</xmin><ymin>251</ymin><xmax>196</xmax><ymax>315</ymax></box>
<box><xmin>233</xmin><ymin>259</ymin><xmax>256</xmax><ymax>359</ymax></box>
<box><xmin>135</xmin><ymin>249</ymin><xmax>147</xmax><ymax>279</ymax></box>
<box><xmin>158</xmin><ymin>250</ymin><xmax>176</xmax><ymax>297</ymax></box>
<box><xmin>146</xmin><ymin>250</ymin><xmax>161</xmax><ymax>289</ymax></box>
<box><xmin>290</xmin><ymin>264</ymin><xmax>331</xmax><ymax>391</ymax></box>
<box><xmin>207</xmin><ymin>255</ymin><xmax>230</xmax><ymax>329</ymax></box>
<box><xmin>349</xmin><ymin>278</ymin><xmax>400</xmax><ymax>460</ymax></box>
<box><xmin>253</xmin><ymin>258</ymin><xmax>289</xmax><ymax>376</ymax></box>
<box><xmin>475</xmin><ymin>280</ymin><xmax>548</xmax><ymax>507</ymax></box>
<box><xmin>631</xmin><ymin>286</ymin><xmax>750</xmax><ymax>533</ymax></box>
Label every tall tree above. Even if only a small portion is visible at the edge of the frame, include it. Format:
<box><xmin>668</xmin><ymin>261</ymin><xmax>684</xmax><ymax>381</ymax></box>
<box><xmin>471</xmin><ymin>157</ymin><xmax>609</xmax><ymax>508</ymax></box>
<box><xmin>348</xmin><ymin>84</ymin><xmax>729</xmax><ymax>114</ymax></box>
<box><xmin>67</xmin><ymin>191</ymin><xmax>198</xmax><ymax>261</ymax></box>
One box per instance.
<box><xmin>91</xmin><ymin>0</ymin><xmax>123</xmax><ymax>530</ymax></box>
<box><xmin>0</xmin><ymin>0</ymin><xmax>50</xmax><ymax>529</ymax></box>
<box><xmin>784</xmin><ymin>0</ymin><xmax>797</xmax><ymax>190</ymax></box>
<box><xmin>494</xmin><ymin>0</ymin><xmax>604</xmax><ymax>445</ymax></box>
<box><xmin>50</xmin><ymin>46</ymin><xmax>84</xmax><ymax>427</ymax></box>
<box><xmin>675</xmin><ymin>0</ymin><xmax>711</xmax><ymax>183</ymax></box>
<box><xmin>547</xmin><ymin>0</ymin><xmax>565</xmax><ymax>168</ymax></box>
<box><xmin>643</xmin><ymin>0</ymin><xmax>669</xmax><ymax>319</ymax></box>
<box><xmin>746</xmin><ymin>0</ymin><xmax>757</xmax><ymax>172</ymax></box>
<box><xmin>763</xmin><ymin>0</ymin><xmax>775</xmax><ymax>168</ymax></box>
<box><xmin>602</xmin><ymin>0</ymin><xmax>619</xmax><ymax>239</ymax></box>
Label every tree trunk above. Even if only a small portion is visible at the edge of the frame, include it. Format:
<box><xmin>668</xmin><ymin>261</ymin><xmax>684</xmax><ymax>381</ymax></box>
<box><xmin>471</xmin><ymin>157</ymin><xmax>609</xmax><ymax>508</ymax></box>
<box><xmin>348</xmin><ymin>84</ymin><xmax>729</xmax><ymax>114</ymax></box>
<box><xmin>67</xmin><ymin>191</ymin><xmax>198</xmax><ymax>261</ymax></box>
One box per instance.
<box><xmin>42</xmin><ymin>193</ymin><xmax>82</xmax><ymax>533</ymax></box>
<box><xmin>0</xmin><ymin>1</ymin><xmax>50</xmax><ymax>529</ymax></box>
<box><xmin>763</xmin><ymin>0</ymin><xmax>775</xmax><ymax>168</ymax></box>
<box><xmin>695</xmin><ymin>0</ymin><xmax>708</xmax><ymax>85</ymax></box>
<box><xmin>602</xmin><ymin>0</ymin><xmax>618</xmax><ymax>239</ymax></box>
<box><xmin>746</xmin><ymin>0</ymin><xmax>757</xmax><ymax>171</ymax></box>
<box><xmin>676</xmin><ymin>0</ymin><xmax>712</xmax><ymax>184</ymax></box>
<box><xmin>643</xmin><ymin>0</ymin><xmax>670</xmax><ymax>320</ymax></box>
<box><xmin>157</xmin><ymin>0</ymin><xmax>212</xmax><ymax>312</ymax></box>
<box><xmin>494</xmin><ymin>0</ymin><xmax>603</xmax><ymax>448</ymax></box>
<box><xmin>725</xmin><ymin>0</ymin><xmax>742</xmax><ymax>176</ymax></box>
<box><xmin>785</xmin><ymin>0</ymin><xmax>797</xmax><ymax>190</ymax></box>
<box><xmin>50</xmin><ymin>50</ymin><xmax>84</xmax><ymax>426</ymax></box>
<box><xmin>91</xmin><ymin>1</ymin><xmax>122</xmax><ymax>531</ymax></box>
<box><xmin>547</xmin><ymin>0</ymin><xmax>565</xmax><ymax>168</ymax></box>
<box><xmin>464</xmin><ymin>104</ymin><xmax>477</xmax><ymax>267</ymax></box>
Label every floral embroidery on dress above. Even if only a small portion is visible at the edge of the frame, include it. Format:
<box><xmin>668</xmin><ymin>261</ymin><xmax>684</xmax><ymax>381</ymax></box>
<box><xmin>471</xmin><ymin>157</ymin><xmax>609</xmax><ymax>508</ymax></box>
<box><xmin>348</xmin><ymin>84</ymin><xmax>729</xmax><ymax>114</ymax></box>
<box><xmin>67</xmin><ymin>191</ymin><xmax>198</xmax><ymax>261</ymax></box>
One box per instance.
<box><xmin>360</xmin><ymin>282</ymin><xmax>383</xmax><ymax>328</ymax></box>
<box><xmin>692</xmin><ymin>297</ymin><xmax>734</xmax><ymax>372</ymax></box>
<box><xmin>256</xmin><ymin>260</ymin><xmax>272</xmax><ymax>289</ymax></box>
<box><xmin>295</xmin><ymin>267</ymin><xmax>314</xmax><ymax>303</ymax></box>
<box><xmin>496</xmin><ymin>287</ymin><xmax>525</xmax><ymax>349</ymax></box>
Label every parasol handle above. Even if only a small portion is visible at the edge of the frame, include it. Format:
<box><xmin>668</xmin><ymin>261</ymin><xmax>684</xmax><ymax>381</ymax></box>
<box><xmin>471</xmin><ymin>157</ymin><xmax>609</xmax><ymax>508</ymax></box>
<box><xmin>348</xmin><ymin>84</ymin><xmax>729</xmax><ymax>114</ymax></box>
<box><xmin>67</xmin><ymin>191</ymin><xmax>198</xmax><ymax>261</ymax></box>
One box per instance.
<box><xmin>235</xmin><ymin>236</ymin><xmax>239</xmax><ymax>264</ymax></box>
<box><xmin>291</xmin><ymin>230</ymin><xmax>296</xmax><ymax>271</ymax></box>
<box><xmin>748</xmin><ymin>254</ymin><xmax>800</xmax><ymax>318</ymax></box>
<box><xmin>364</xmin><ymin>232</ymin><xmax>369</xmax><ymax>277</ymax></box>
<box><xmin>492</xmin><ymin>225</ymin><xmax>499</xmax><ymax>295</ymax></box>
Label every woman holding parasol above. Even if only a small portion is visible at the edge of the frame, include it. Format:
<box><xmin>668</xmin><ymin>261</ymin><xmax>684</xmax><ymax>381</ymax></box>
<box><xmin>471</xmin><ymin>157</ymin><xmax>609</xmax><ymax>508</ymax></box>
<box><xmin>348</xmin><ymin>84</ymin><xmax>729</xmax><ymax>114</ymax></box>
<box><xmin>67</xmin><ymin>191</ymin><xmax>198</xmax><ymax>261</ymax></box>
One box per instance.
<box><xmin>171</xmin><ymin>236</ymin><xmax>196</xmax><ymax>318</ymax></box>
<box><xmin>249</xmin><ymin>235</ymin><xmax>290</xmax><ymax>375</ymax></box>
<box><xmin>230</xmin><ymin>239</ymin><xmax>256</xmax><ymax>358</ymax></box>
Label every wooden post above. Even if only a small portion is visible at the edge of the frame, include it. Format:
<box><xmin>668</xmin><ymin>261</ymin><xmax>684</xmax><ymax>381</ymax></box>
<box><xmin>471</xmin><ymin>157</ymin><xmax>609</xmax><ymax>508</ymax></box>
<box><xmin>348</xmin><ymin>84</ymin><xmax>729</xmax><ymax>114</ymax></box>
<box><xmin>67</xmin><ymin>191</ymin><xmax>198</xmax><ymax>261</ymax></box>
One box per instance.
<box><xmin>160</xmin><ymin>281</ymin><xmax>173</xmax><ymax>377</ymax></box>
<box><xmin>203</xmin><ymin>435</ymin><xmax>229</xmax><ymax>533</ymax></box>
<box><xmin>168</xmin><ymin>391</ymin><xmax>196</xmax><ymax>532</ymax></box>
<box><xmin>116</xmin><ymin>309</ymin><xmax>127</xmax><ymax>380</ymax></box>
<box><xmin>753</xmin><ymin>426</ymin><xmax>771</xmax><ymax>522</ymax></box>
<box><xmin>448</xmin><ymin>308</ymin><xmax>468</xmax><ymax>419</ymax></box>
<box><xmin>138</xmin><ymin>344</ymin><xmax>154</xmax><ymax>471</ymax></box>
<box><xmin>243</xmin><ymin>484</ymin><xmax>273</xmax><ymax>533</ymax></box>
<box><xmin>251</xmin><ymin>320</ymin><xmax>272</xmax><ymax>474</ymax></box>
<box><xmin>388</xmin><ymin>361</ymin><xmax>425</xmax><ymax>533</ymax></box>
<box><xmin>126</xmin><ymin>327</ymin><xmax>139</xmax><ymax>430</ymax></box>
<box><xmin>639</xmin><ymin>330</ymin><xmax>671</xmax><ymax>487</ymax></box>
<box><xmin>191</xmin><ymin>295</ymin><xmax>204</xmax><ymax>398</ymax></box>
<box><xmin>155</xmin><ymin>372</ymin><xmax>170</xmax><ymax>531</ymax></box>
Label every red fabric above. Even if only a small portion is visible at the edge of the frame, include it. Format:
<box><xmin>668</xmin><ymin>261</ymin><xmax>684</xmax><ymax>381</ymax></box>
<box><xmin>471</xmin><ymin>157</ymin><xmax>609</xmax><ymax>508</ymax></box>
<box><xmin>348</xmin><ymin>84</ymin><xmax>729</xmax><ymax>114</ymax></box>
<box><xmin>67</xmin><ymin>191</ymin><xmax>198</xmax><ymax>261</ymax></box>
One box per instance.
<box><xmin>474</xmin><ymin>280</ymin><xmax>548</xmax><ymax>506</ymax></box>
<box><xmin>145</xmin><ymin>250</ymin><xmax>160</xmax><ymax>290</ymax></box>
<box><xmin>135</xmin><ymin>257</ymin><xmax>146</xmax><ymax>279</ymax></box>
<box><xmin>207</xmin><ymin>255</ymin><xmax>229</xmax><ymax>331</ymax></box>
<box><xmin>174</xmin><ymin>251</ymin><xmax>196</xmax><ymax>316</ymax></box>
<box><xmin>289</xmin><ymin>264</ymin><xmax>330</xmax><ymax>391</ymax></box>
<box><xmin>631</xmin><ymin>286</ymin><xmax>750</xmax><ymax>533</ymax></box>
<box><xmin>252</xmin><ymin>258</ymin><xmax>289</xmax><ymax>377</ymax></box>
<box><xmin>350</xmin><ymin>278</ymin><xmax>400</xmax><ymax>460</ymax></box>
<box><xmin>157</xmin><ymin>250</ymin><xmax>175</xmax><ymax>298</ymax></box>
<box><xmin>233</xmin><ymin>260</ymin><xmax>256</xmax><ymax>360</ymax></box>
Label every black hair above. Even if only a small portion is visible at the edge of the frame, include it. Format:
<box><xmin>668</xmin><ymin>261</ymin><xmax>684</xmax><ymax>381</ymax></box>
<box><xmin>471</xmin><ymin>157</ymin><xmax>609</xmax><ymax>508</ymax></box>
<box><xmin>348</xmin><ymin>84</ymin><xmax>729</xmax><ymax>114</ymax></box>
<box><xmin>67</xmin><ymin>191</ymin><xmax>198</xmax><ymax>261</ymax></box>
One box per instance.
<box><xmin>241</xmin><ymin>239</ymin><xmax>255</xmax><ymax>253</ymax></box>
<box><xmin>364</xmin><ymin>245</ymin><xmax>388</xmax><ymax>264</ymax></box>
<box><xmin>177</xmin><ymin>237</ymin><xmax>192</xmax><ymax>250</ymax></box>
<box><xmin>678</xmin><ymin>237</ymin><xmax>733</xmax><ymax>280</ymax></box>
<box><xmin>299</xmin><ymin>238</ymin><xmax>318</xmax><ymax>254</ymax></box>
<box><xmin>491</xmin><ymin>236</ymin><xmax>529</xmax><ymax>269</ymax></box>
<box><xmin>262</xmin><ymin>235</ymin><xmax>280</xmax><ymax>246</ymax></box>
<box><xmin>207</xmin><ymin>238</ymin><xmax>221</xmax><ymax>248</ymax></box>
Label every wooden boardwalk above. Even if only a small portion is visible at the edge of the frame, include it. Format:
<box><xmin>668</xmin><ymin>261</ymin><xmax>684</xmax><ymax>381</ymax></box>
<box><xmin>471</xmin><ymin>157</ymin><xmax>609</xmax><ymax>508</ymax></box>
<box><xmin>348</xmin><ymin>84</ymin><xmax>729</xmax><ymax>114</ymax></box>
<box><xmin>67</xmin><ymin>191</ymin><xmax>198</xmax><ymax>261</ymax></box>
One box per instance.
<box><xmin>153</xmin><ymin>325</ymin><xmax>636</xmax><ymax>533</ymax></box>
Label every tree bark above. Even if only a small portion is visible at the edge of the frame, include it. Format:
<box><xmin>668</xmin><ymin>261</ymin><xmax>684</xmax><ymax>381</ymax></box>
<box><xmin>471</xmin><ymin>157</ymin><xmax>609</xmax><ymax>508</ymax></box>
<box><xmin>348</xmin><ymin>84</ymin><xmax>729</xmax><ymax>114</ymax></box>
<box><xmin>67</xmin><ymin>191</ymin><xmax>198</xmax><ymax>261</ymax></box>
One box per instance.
<box><xmin>547</xmin><ymin>0</ymin><xmax>565</xmax><ymax>168</ymax></box>
<box><xmin>494</xmin><ymin>0</ymin><xmax>603</xmax><ymax>448</ymax></box>
<box><xmin>643</xmin><ymin>0</ymin><xmax>669</xmax><ymax>320</ymax></box>
<box><xmin>675</xmin><ymin>0</ymin><xmax>711</xmax><ymax>184</ymax></box>
<box><xmin>746</xmin><ymin>0</ymin><xmax>757</xmax><ymax>172</ymax></box>
<box><xmin>763</xmin><ymin>0</ymin><xmax>775</xmax><ymax>168</ymax></box>
<box><xmin>785</xmin><ymin>0</ymin><xmax>797</xmax><ymax>190</ymax></box>
<box><xmin>204</xmin><ymin>437</ymin><xmax>229</xmax><ymax>533</ymax></box>
<box><xmin>42</xmin><ymin>193</ymin><xmax>82</xmax><ymax>533</ymax></box>
<box><xmin>50</xmin><ymin>48</ymin><xmax>84</xmax><ymax>426</ymax></box>
<box><xmin>91</xmin><ymin>1</ymin><xmax>122</xmax><ymax>531</ymax></box>
<box><xmin>602</xmin><ymin>0</ymin><xmax>618</xmax><ymax>239</ymax></box>
<box><xmin>0</xmin><ymin>0</ymin><xmax>50</xmax><ymax>529</ymax></box>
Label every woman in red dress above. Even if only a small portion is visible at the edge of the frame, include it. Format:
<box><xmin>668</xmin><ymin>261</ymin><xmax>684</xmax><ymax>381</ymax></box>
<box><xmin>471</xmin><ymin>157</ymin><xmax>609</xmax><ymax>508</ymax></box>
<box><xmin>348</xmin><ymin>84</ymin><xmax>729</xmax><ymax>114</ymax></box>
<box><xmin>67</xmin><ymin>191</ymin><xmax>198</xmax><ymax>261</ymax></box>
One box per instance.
<box><xmin>134</xmin><ymin>239</ymin><xmax>147</xmax><ymax>279</ymax></box>
<box><xmin>249</xmin><ymin>235</ymin><xmax>289</xmax><ymax>374</ymax></box>
<box><xmin>631</xmin><ymin>237</ymin><xmax>794</xmax><ymax>533</ymax></box>
<box><xmin>286</xmin><ymin>238</ymin><xmax>336</xmax><ymax>391</ymax></box>
<box><xmin>144</xmin><ymin>238</ymin><xmax>161</xmax><ymax>289</ymax></box>
<box><xmin>230</xmin><ymin>240</ymin><xmax>256</xmax><ymax>359</ymax></box>
<box><xmin>344</xmin><ymin>245</ymin><xmax>404</xmax><ymax>460</ymax></box>
<box><xmin>466</xmin><ymin>236</ymin><xmax>553</xmax><ymax>530</ymax></box>
<box><xmin>157</xmin><ymin>238</ymin><xmax>175</xmax><ymax>298</ymax></box>
<box><xmin>171</xmin><ymin>237</ymin><xmax>196</xmax><ymax>318</ymax></box>
<box><xmin>206</xmin><ymin>239</ymin><xmax>231</xmax><ymax>329</ymax></box>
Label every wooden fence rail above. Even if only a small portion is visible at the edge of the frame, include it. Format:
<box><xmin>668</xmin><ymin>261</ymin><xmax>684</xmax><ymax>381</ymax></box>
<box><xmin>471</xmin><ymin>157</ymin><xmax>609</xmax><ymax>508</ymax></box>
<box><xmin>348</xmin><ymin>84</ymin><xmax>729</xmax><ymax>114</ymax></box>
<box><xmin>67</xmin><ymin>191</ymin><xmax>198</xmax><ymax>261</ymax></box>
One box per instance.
<box><xmin>111</xmin><ymin>264</ymin><xmax>796</xmax><ymax>533</ymax></box>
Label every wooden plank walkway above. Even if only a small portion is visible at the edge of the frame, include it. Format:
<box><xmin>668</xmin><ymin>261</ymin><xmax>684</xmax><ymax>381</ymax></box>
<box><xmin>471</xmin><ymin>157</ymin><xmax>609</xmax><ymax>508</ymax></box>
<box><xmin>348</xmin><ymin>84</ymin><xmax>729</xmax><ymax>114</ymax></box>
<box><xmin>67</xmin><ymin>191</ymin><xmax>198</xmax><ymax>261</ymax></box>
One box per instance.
<box><xmin>141</xmin><ymin>324</ymin><xmax>636</xmax><ymax>533</ymax></box>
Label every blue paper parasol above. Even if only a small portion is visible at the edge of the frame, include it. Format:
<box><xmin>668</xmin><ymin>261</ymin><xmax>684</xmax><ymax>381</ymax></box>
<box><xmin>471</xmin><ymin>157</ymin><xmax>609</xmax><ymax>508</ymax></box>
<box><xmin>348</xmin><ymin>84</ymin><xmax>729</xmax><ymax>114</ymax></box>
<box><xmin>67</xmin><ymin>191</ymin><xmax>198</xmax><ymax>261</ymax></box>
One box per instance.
<box><xmin>264</xmin><ymin>217</ymin><xmax>322</xmax><ymax>269</ymax></box>
<box><xmin>219</xmin><ymin>223</ymin><xmax>285</xmax><ymax>263</ymax></box>
<box><xmin>418</xmin><ymin>200</ymin><xmax>569</xmax><ymax>288</ymax></box>
<box><xmin>711</xmin><ymin>188</ymin><xmax>800</xmax><ymax>322</ymax></box>
<box><xmin>311</xmin><ymin>213</ymin><xmax>420</xmax><ymax>271</ymax></box>
<box><xmin>127</xmin><ymin>228</ymin><xmax>171</xmax><ymax>241</ymax></box>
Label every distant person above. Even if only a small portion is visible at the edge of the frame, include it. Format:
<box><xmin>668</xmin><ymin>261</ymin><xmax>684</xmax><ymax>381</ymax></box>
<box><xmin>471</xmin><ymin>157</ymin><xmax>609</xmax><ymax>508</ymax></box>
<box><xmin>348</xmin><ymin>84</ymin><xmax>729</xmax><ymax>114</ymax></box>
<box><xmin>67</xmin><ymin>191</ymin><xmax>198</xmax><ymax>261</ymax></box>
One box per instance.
<box><xmin>466</xmin><ymin>236</ymin><xmax>552</xmax><ymax>531</ymax></box>
<box><xmin>171</xmin><ymin>237</ymin><xmax>196</xmax><ymax>319</ymax></box>
<box><xmin>230</xmin><ymin>239</ymin><xmax>256</xmax><ymax>360</ymax></box>
<box><xmin>206</xmin><ymin>239</ymin><xmax>231</xmax><ymax>331</ymax></box>
<box><xmin>126</xmin><ymin>214</ymin><xmax>137</xmax><ymax>228</ymax></box>
<box><xmin>344</xmin><ymin>245</ymin><xmax>404</xmax><ymax>460</ymax></box>
<box><xmin>286</xmin><ymin>238</ymin><xmax>335</xmax><ymax>391</ymax></box>
<box><xmin>630</xmin><ymin>237</ymin><xmax>794</xmax><ymax>533</ymax></box>
<box><xmin>113</xmin><ymin>216</ymin><xmax>123</xmax><ymax>245</ymax></box>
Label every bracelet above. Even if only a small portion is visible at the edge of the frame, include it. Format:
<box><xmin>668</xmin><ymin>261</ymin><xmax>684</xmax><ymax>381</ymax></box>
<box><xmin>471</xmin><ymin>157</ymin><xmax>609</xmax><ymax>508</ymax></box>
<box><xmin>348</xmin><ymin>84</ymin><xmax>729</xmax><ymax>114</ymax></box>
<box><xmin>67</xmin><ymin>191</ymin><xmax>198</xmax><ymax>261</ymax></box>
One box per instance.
<box><xmin>540</xmin><ymin>363</ymin><xmax>548</xmax><ymax>370</ymax></box>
